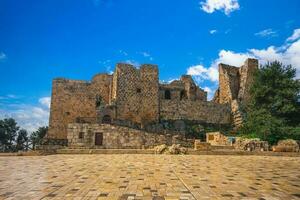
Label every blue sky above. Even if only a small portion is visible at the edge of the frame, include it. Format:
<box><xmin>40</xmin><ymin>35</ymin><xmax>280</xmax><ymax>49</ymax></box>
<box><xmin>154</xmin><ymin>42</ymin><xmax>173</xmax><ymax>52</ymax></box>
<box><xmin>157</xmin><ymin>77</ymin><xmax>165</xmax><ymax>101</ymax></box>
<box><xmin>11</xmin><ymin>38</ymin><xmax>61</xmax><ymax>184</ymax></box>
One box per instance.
<box><xmin>0</xmin><ymin>0</ymin><xmax>300</xmax><ymax>131</ymax></box>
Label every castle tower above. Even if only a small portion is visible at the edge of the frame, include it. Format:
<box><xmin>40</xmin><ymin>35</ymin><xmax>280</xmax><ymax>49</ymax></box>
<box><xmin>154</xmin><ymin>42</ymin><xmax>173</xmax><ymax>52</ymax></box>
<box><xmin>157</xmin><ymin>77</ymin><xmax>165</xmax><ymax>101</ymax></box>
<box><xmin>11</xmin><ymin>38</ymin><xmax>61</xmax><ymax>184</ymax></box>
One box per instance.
<box><xmin>110</xmin><ymin>63</ymin><xmax>159</xmax><ymax>126</ymax></box>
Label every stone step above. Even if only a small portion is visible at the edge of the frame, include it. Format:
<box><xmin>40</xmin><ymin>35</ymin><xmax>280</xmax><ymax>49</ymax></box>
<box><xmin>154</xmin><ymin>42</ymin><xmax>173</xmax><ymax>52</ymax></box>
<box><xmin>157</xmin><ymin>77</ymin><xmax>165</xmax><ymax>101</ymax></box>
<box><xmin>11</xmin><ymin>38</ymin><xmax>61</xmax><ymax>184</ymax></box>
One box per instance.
<box><xmin>57</xmin><ymin>148</ymin><xmax>155</xmax><ymax>154</ymax></box>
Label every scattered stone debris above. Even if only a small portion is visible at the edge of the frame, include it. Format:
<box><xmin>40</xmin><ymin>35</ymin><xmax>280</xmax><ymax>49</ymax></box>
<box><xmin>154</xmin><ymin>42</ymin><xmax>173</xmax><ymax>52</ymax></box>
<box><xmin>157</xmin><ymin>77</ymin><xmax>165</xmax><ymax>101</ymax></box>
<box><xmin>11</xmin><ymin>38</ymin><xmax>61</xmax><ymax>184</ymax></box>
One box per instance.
<box><xmin>234</xmin><ymin>138</ymin><xmax>269</xmax><ymax>152</ymax></box>
<box><xmin>154</xmin><ymin>144</ymin><xmax>168</xmax><ymax>154</ymax></box>
<box><xmin>168</xmin><ymin>144</ymin><xmax>181</xmax><ymax>154</ymax></box>
<box><xmin>273</xmin><ymin>139</ymin><xmax>299</xmax><ymax>152</ymax></box>
<box><xmin>153</xmin><ymin>144</ymin><xmax>187</xmax><ymax>154</ymax></box>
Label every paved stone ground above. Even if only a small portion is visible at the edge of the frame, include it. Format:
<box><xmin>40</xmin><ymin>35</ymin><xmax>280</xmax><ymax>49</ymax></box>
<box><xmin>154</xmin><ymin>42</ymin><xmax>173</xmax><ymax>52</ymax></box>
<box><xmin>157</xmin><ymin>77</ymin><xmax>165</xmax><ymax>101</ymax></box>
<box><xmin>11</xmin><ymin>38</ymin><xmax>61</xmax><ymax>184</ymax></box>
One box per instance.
<box><xmin>0</xmin><ymin>155</ymin><xmax>299</xmax><ymax>200</ymax></box>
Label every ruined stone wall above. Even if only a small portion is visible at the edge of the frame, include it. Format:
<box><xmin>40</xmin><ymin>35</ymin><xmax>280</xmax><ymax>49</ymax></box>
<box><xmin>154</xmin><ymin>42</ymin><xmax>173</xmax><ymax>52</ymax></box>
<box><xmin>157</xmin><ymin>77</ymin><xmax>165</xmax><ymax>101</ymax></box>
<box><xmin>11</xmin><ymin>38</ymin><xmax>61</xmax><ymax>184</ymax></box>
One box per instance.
<box><xmin>160</xmin><ymin>99</ymin><xmax>231</xmax><ymax>124</ymax></box>
<box><xmin>112</xmin><ymin>64</ymin><xmax>159</xmax><ymax>125</ymax></box>
<box><xmin>214</xmin><ymin>58</ymin><xmax>258</xmax><ymax>105</ymax></box>
<box><xmin>181</xmin><ymin>75</ymin><xmax>207</xmax><ymax>101</ymax></box>
<box><xmin>67</xmin><ymin>123</ymin><xmax>175</xmax><ymax>149</ymax></box>
<box><xmin>159</xmin><ymin>83</ymin><xmax>185</xmax><ymax>100</ymax></box>
<box><xmin>159</xmin><ymin>75</ymin><xmax>207</xmax><ymax>101</ymax></box>
<box><xmin>238</xmin><ymin>58</ymin><xmax>258</xmax><ymax>106</ymax></box>
<box><xmin>110</xmin><ymin>67</ymin><xmax>118</xmax><ymax>104</ymax></box>
<box><xmin>213</xmin><ymin>58</ymin><xmax>258</xmax><ymax>129</ymax></box>
<box><xmin>217</xmin><ymin>64</ymin><xmax>240</xmax><ymax>104</ymax></box>
<box><xmin>47</xmin><ymin>74</ymin><xmax>112</xmax><ymax>139</ymax></box>
<box><xmin>140</xmin><ymin>65</ymin><xmax>160</xmax><ymax>124</ymax></box>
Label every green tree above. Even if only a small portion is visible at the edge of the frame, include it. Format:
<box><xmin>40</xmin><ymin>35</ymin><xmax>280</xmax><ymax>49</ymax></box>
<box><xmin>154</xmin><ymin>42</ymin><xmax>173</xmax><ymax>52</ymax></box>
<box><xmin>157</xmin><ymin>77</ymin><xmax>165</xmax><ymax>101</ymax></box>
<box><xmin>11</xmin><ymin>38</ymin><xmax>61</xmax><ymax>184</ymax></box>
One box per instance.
<box><xmin>30</xmin><ymin>126</ymin><xmax>48</xmax><ymax>150</ymax></box>
<box><xmin>240</xmin><ymin>61</ymin><xmax>300</xmax><ymax>144</ymax></box>
<box><xmin>16</xmin><ymin>129</ymin><xmax>29</xmax><ymax>151</ymax></box>
<box><xmin>0</xmin><ymin>118</ymin><xmax>19</xmax><ymax>151</ymax></box>
<box><xmin>250</xmin><ymin>61</ymin><xmax>300</xmax><ymax>125</ymax></box>
<box><xmin>0</xmin><ymin>125</ymin><xmax>7</xmax><ymax>151</ymax></box>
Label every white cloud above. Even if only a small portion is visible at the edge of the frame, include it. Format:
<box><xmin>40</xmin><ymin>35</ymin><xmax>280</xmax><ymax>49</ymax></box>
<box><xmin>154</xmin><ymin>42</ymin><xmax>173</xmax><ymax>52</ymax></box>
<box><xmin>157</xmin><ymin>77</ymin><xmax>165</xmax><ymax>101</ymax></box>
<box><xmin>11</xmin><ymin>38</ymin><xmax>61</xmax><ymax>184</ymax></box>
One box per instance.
<box><xmin>207</xmin><ymin>28</ymin><xmax>300</xmax><ymax>78</ymax></box>
<box><xmin>141</xmin><ymin>52</ymin><xmax>150</xmax><ymax>57</ymax></box>
<box><xmin>187</xmin><ymin>64</ymin><xmax>219</xmax><ymax>82</ymax></box>
<box><xmin>210</xmin><ymin>30</ymin><xmax>217</xmax><ymax>34</ymax></box>
<box><xmin>98</xmin><ymin>59</ymin><xmax>111</xmax><ymax>65</ymax></box>
<box><xmin>0</xmin><ymin>96</ymin><xmax>50</xmax><ymax>132</ymax></box>
<box><xmin>139</xmin><ymin>51</ymin><xmax>154</xmax><ymax>61</ymax></box>
<box><xmin>186</xmin><ymin>28</ymin><xmax>300</xmax><ymax>100</ymax></box>
<box><xmin>203</xmin><ymin>86</ymin><xmax>215</xmax><ymax>100</ymax></box>
<box><xmin>124</xmin><ymin>60</ymin><xmax>140</xmax><ymax>67</ymax></box>
<box><xmin>0</xmin><ymin>94</ymin><xmax>19</xmax><ymax>100</ymax></box>
<box><xmin>255</xmin><ymin>29</ymin><xmax>278</xmax><ymax>38</ymax></box>
<box><xmin>39</xmin><ymin>97</ymin><xmax>51</xmax><ymax>109</ymax></box>
<box><xmin>119</xmin><ymin>50</ymin><xmax>128</xmax><ymax>56</ymax></box>
<box><xmin>0</xmin><ymin>52</ymin><xmax>7</xmax><ymax>60</ymax></box>
<box><xmin>211</xmin><ymin>50</ymin><xmax>251</xmax><ymax>68</ymax></box>
<box><xmin>287</xmin><ymin>28</ymin><xmax>300</xmax><ymax>42</ymax></box>
<box><xmin>160</xmin><ymin>78</ymin><xmax>179</xmax><ymax>84</ymax></box>
<box><xmin>200</xmin><ymin>0</ymin><xmax>239</xmax><ymax>15</ymax></box>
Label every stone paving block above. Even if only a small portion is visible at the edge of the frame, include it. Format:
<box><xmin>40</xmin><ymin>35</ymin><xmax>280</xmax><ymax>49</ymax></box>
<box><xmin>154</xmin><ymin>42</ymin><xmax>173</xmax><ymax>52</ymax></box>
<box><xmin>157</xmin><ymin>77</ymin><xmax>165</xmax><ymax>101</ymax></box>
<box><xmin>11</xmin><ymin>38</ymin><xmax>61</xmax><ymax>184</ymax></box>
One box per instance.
<box><xmin>0</xmin><ymin>155</ymin><xmax>299</xmax><ymax>199</ymax></box>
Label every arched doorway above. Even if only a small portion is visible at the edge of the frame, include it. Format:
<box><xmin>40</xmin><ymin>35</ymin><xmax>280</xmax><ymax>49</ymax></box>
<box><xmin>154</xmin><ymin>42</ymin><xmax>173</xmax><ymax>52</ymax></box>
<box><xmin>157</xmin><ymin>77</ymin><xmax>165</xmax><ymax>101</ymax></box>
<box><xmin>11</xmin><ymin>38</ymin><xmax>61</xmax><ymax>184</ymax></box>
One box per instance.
<box><xmin>102</xmin><ymin>115</ymin><xmax>112</xmax><ymax>124</ymax></box>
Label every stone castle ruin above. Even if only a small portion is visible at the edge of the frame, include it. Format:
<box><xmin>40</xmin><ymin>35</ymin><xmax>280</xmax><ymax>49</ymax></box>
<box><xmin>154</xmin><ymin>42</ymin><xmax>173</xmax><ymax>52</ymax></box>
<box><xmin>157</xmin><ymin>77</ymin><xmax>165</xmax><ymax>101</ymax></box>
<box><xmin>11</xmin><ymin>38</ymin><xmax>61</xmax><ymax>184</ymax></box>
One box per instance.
<box><xmin>45</xmin><ymin>58</ymin><xmax>258</xmax><ymax>149</ymax></box>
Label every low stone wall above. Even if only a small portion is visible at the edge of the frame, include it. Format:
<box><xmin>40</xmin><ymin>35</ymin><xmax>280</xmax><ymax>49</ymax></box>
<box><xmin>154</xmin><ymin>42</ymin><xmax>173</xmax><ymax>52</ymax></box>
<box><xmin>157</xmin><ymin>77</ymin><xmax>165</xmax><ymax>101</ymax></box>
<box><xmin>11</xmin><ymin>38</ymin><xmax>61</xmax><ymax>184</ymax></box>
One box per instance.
<box><xmin>67</xmin><ymin>123</ymin><xmax>193</xmax><ymax>149</ymax></box>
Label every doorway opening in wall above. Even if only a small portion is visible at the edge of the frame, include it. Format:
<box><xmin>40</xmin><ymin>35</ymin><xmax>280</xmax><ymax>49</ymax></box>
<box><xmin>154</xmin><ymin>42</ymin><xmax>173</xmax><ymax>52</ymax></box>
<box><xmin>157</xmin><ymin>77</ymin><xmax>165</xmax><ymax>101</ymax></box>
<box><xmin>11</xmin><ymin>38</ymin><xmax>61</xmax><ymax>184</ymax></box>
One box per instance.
<box><xmin>102</xmin><ymin>115</ymin><xmax>111</xmax><ymax>124</ymax></box>
<box><xmin>95</xmin><ymin>132</ymin><xmax>103</xmax><ymax>146</ymax></box>
<box><xmin>180</xmin><ymin>90</ymin><xmax>187</xmax><ymax>100</ymax></box>
<box><xmin>165</xmin><ymin>90</ymin><xmax>171</xmax><ymax>99</ymax></box>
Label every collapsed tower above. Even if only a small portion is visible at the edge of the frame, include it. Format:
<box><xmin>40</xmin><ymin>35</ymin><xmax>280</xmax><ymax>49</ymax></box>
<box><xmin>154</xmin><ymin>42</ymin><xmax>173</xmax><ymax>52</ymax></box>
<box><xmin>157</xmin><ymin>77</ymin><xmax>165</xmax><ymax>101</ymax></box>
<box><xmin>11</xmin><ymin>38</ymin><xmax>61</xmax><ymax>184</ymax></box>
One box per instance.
<box><xmin>213</xmin><ymin>58</ymin><xmax>258</xmax><ymax>128</ymax></box>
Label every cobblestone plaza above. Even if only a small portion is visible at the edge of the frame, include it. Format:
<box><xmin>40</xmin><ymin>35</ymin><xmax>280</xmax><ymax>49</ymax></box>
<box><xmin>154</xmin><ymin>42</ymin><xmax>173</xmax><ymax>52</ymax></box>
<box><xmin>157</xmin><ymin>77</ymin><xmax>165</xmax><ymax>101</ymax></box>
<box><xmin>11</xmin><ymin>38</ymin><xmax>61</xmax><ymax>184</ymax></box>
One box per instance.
<box><xmin>0</xmin><ymin>154</ymin><xmax>299</xmax><ymax>200</ymax></box>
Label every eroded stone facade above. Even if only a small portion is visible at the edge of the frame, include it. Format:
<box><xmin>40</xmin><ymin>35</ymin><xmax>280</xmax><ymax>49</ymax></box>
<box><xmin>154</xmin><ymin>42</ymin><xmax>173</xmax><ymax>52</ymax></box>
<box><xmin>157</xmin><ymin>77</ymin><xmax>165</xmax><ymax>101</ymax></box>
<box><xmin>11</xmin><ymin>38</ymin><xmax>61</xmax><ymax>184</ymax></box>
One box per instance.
<box><xmin>47</xmin><ymin>58</ymin><xmax>258</xmax><ymax>147</ymax></box>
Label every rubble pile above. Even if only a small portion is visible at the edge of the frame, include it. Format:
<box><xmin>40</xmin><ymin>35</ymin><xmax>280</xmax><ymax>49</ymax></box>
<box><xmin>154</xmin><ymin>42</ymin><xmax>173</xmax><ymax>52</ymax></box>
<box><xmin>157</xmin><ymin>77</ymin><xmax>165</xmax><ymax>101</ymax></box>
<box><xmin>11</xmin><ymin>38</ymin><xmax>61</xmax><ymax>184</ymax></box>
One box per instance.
<box><xmin>153</xmin><ymin>144</ymin><xmax>187</xmax><ymax>154</ymax></box>
<box><xmin>273</xmin><ymin>139</ymin><xmax>299</xmax><ymax>152</ymax></box>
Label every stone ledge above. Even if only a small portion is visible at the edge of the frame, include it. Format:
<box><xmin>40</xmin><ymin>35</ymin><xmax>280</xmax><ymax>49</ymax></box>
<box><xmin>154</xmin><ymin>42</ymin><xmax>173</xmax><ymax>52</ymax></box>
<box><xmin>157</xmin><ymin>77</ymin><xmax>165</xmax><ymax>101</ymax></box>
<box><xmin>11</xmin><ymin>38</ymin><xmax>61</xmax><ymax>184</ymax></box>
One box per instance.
<box><xmin>55</xmin><ymin>148</ymin><xmax>300</xmax><ymax>157</ymax></box>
